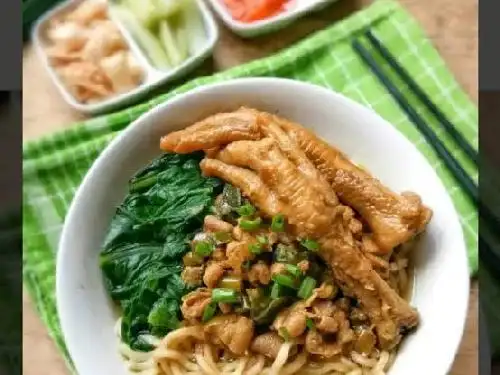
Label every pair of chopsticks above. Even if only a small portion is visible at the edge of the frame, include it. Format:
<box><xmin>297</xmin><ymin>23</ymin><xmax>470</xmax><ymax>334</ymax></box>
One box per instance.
<box><xmin>352</xmin><ymin>31</ymin><xmax>500</xmax><ymax>274</ymax></box>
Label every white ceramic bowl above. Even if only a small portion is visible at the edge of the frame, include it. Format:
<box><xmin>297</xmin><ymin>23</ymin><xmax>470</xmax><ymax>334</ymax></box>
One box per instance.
<box><xmin>32</xmin><ymin>0</ymin><xmax>219</xmax><ymax>115</ymax></box>
<box><xmin>57</xmin><ymin>78</ymin><xmax>470</xmax><ymax>375</ymax></box>
<box><xmin>205</xmin><ymin>0</ymin><xmax>339</xmax><ymax>37</ymax></box>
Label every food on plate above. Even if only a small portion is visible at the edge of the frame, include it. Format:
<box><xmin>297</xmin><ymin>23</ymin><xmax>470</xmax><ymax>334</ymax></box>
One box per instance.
<box><xmin>101</xmin><ymin>107</ymin><xmax>432</xmax><ymax>375</ymax></box>
<box><xmin>110</xmin><ymin>0</ymin><xmax>206</xmax><ymax>70</ymax></box>
<box><xmin>221</xmin><ymin>0</ymin><xmax>291</xmax><ymax>23</ymax></box>
<box><xmin>44</xmin><ymin>0</ymin><xmax>144</xmax><ymax>104</ymax></box>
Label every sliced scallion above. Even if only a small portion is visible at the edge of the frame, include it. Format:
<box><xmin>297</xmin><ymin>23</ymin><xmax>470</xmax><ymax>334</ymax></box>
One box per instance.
<box><xmin>271</xmin><ymin>214</ymin><xmax>285</xmax><ymax>232</ymax></box>
<box><xmin>212</xmin><ymin>288</ymin><xmax>240</xmax><ymax>304</ymax></box>
<box><xmin>301</xmin><ymin>239</ymin><xmax>319</xmax><ymax>252</ymax></box>
<box><xmin>236</xmin><ymin>203</ymin><xmax>256</xmax><ymax>217</ymax></box>
<box><xmin>249</xmin><ymin>243</ymin><xmax>263</xmax><ymax>254</ymax></box>
<box><xmin>306</xmin><ymin>317</ymin><xmax>315</xmax><ymax>330</ymax></box>
<box><xmin>297</xmin><ymin>276</ymin><xmax>317</xmax><ymax>299</ymax></box>
<box><xmin>257</xmin><ymin>235</ymin><xmax>268</xmax><ymax>245</ymax></box>
<box><xmin>285</xmin><ymin>264</ymin><xmax>301</xmax><ymax>278</ymax></box>
<box><xmin>272</xmin><ymin>274</ymin><xmax>298</xmax><ymax>289</ymax></box>
<box><xmin>239</xmin><ymin>217</ymin><xmax>262</xmax><ymax>231</ymax></box>
<box><xmin>194</xmin><ymin>240</ymin><xmax>214</xmax><ymax>256</ymax></box>
<box><xmin>270</xmin><ymin>283</ymin><xmax>283</xmax><ymax>299</ymax></box>
<box><xmin>202</xmin><ymin>302</ymin><xmax>217</xmax><ymax>322</ymax></box>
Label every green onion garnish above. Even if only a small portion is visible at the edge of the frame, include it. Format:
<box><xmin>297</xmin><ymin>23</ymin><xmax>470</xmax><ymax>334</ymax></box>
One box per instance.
<box><xmin>195</xmin><ymin>240</ymin><xmax>214</xmax><ymax>256</ymax></box>
<box><xmin>249</xmin><ymin>243</ymin><xmax>263</xmax><ymax>254</ymax></box>
<box><xmin>237</xmin><ymin>203</ymin><xmax>256</xmax><ymax>217</ymax></box>
<box><xmin>285</xmin><ymin>264</ymin><xmax>301</xmax><ymax>278</ymax></box>
<box><xmin>212</xmin><ymin>288</ymin><xmax>240</xmax><ymax>304</ymax></box>
<box><xmin>214</xmin><ymin>231</ymin><xmax>232</xmax><ymax>243</ymax></box>
<box><xmin>257</xmin><ymin>235</ymin><xmax>268</xmax><ymax>245</ymax></box>
<box><xmin>239</xmin><ymin>217</ymin><xmax>262</xmax><ymax>231</ymax></box>
<box><xmin>249</xmin><ymin>235</ymin><xmax>268</xmax><ymax>254</ymax></box>
<box><xmin>306</xmin><ymin>317</ymin><xmax>315</xmax><ymax>330</ymax></box>
<box><xmin>301</xmin><ymin>239</ymin><xmax>320</xmax><ymax>252</ymax></box>
<box><xmin>297</xmin><ymin>276</ymin><xmax>317</xmax><ymax>299</ymax></box>
<box><xmin>279</xmin><ymin>327</ymin><xmax>290</xmax><ymax>341</ymax></box>
<box><xmin>270</xmin><ymin>283</ymin><xmax>282</xmax><ymax>299</ymax></box>
<box><xmin>271</xmin><ymin>214</ymin><xmax>285</xmax><ymax>232</ymax></box>
<box><xmin>202</xmin><ymin>302</ymin><xmax>217</xmax><ymax>322</ymax></box>
<box><xmin>272</xmin><ymin>274</ymin><xmax>298</xmax><ymax>289</ymax></box>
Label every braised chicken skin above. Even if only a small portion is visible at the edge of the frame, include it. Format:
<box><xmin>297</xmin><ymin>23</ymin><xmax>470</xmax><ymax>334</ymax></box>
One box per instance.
<box><xmin>160</xmin><ymin>107</ymin><xmax>431</xmax><ymax>364</ymax></box>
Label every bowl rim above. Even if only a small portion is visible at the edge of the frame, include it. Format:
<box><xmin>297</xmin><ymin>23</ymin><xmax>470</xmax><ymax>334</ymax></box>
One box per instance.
<box><xmin>56</xmin><ymin>77</ymin><xmax>470</xmax><ymax>375</ymax></box>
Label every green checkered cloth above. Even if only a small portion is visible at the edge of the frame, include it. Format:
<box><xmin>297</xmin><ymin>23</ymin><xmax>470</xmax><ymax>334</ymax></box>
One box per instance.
<box><xmin>23</xmin><ymin>0</ymin><xmax>483</xmax><ymax>370</ymax></box>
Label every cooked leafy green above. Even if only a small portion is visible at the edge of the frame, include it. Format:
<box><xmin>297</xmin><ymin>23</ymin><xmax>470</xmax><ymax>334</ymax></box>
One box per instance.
<box><xmin>100</xmin><ymin>152</ymin><xmax>222</xmax><ymax>351</ymax></box>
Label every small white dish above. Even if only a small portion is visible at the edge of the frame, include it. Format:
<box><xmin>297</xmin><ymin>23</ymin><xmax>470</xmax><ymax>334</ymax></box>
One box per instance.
<box><xmin>32</xmin><ymin>0</ymin><xmax>219</xmax><ymax>115</ymax></box>
<box><xmin>57</xmin><ymin>78</ymin><xmax>470</xmax><ymax>375</ymax></box>
<box><xmin>205</xmin><ymin>0</ymin><xmax>339</xmax><ymax>37</ymax></box>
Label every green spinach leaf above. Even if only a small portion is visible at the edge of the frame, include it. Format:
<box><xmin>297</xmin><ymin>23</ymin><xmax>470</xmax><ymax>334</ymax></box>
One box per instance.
<box><xmin>100</xmin><ymin>152</ymin><xmax>221</xmax><ymax>351</ymax></box>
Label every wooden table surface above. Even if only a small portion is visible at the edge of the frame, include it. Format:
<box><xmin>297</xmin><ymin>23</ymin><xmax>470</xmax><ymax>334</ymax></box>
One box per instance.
<box><xmin>22</xmin><ymin>0</ymin><xmax>478</xmax><ymax>374</ymax></box>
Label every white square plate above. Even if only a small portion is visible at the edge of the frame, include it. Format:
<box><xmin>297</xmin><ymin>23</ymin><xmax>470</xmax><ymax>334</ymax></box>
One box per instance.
<box><xmin>205</xmin><ymin>0</ymin><xmax>339</xmax><ymax>37</ymax></box>
<box><xmin>32</xmin><ymin>0</ymin><xmax>219</xmax><ymax>115</ymax></box>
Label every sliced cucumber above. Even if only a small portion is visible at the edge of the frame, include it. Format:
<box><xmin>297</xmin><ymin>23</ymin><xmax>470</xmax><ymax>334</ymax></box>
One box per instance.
<box><xmin>180</xmin><ymin>0</ymin><xmax>206</xmax><ymax>56</ymax></box>
<box><xmin>153</xmin><ymin>0</ymin><xmax>185</xmax><ymax>19</ymax></box>
<box><xmin>111</xmin><ymin>5</ymin><xmax>171</xmax><ymax>70</ymax></box>
<box><xmin>122</xmin><ymin>0</ymin><xmax>157</xmax><ymax>28</ymax></box>
<box><xmin>158</xmin><ymin>20</ymin><xmax>183</xmax><ymax>67</ymax></box>
<box><xmin>174</xmin><ymin>18</ymin><xmax>190</xmax><ymax>63</ymax></box>
<box><xmin>122</xmin><ymin>0</ymin><xmax>182</xmax><ymax>29</ymax></box>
